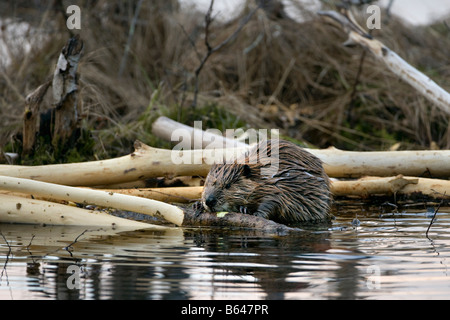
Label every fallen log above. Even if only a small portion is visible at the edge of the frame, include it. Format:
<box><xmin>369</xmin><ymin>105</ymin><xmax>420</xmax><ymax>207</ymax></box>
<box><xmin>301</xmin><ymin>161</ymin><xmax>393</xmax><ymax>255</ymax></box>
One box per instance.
<box><xmin>151</xmin><ymin>117</ymin><xmax>450</xmax><ymax>178</ymax></box>
<box><xmin>0</xmin><ymin>193</ymin><xmax>156</xmax><ymax>229</ymax></box>
<box><xmin>331</xmin><ymin>175</ymin><xmax>450</xmax><ymax>199</ymax></box>
<box><xmin>0</xmin><ymin>178</ymin><xmax>304</xmax><ymax>232</ymax></box>
<box><xmin>152</xmin><ymin>116</ymin><xmax>249</xmax><ymax>148</ymax></box>
<box><xmin>103</xmin><ymin>175</ymin><xmax>449</xmax><ymax>203</ymax></box>
<box><xmin>182</xmin><ymin>206</ymin><xmax>305</xmax><ymax>234</ymax></box>
<box><xmin>0</xmin><ymin>175</ymin><xmax>184</xmax><ymax>226</ymax></box>
<box><xmin>0</xmin><ymin>139</ymin><xmax>449</xmax><ymax>188</ymax></box>
<box><xmin>98</xmin><ymin>186</ymin><xmax>203</xmax><ymax>203</ymax></box>
<box><xmin>312</xmin><ymin>148</ymin><xmax>450</xmax><ymax>178</ymax></box>
<box><xmin>0</xmin><ymin>140</ymin><xmax>247</xmax><ymax>186</ymax></box>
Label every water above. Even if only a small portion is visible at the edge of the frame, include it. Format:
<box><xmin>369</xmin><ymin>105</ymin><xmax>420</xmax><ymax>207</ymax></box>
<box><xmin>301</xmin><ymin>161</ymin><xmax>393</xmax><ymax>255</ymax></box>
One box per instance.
<box><xmin>1</xmin><ymin>202</ymin><xmax>449</xmax><ymax>300</ymax></box>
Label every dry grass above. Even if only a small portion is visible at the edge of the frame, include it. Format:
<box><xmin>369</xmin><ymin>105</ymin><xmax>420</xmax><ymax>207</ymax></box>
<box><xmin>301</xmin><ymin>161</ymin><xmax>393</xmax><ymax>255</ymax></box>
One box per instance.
<box><xmin>0</xmin><ymin>0</ymin><xmax>449</xmax><ymax>162</ymax></box>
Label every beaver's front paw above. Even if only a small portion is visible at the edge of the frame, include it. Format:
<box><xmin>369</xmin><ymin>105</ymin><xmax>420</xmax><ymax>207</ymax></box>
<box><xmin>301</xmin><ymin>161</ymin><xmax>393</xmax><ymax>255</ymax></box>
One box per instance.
<box><xmin>192</xmin><ymin>201</ymin><xmax>206</xmax><ymax>217</ymax></box>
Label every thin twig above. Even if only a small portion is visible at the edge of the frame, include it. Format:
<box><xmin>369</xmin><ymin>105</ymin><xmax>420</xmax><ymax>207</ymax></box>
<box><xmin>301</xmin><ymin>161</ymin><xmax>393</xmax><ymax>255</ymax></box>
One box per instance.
<box><xmin>426</xmin><ymin>197</ymin><xmax>445</xmax><ymax>238</ymax></box>
<box><xmin>0</xmin><ymin>232</ymin><xmax>12</xmax><ymax>285</ymax></box>
<box><xmin>26</xmin><ymin>235</ymin><xmax>36</xmax><ymax>263</ymax></box>
<box><xmin>64</xmin><ymin>229</ymin><xmax>89</xmax><ymax>257</ymax></box>
<box><xmin>118</xmin><ymin>0</ymin><xmax>144</xmax><ymax>78</ymax></box>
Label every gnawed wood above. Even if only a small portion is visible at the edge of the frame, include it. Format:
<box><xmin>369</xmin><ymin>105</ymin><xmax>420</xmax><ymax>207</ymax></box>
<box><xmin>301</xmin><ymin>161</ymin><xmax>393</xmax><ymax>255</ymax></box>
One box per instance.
<box><xmin>152</xmin><ymin>116</ymin><xmax>249</xmax><ymax>148</ymax></box>
<box><xmin>0</xmin><ymin>175</ymin><xmax>184</xmax><ymax>226</ymax></box>
<box><xmin>332</xmin><ymin>175</ymin><xmax>450</xmax><ymax>199</ymax></box>
<box><xmin>98</xmin><ymin>186</ymin><xmax>203</xmax><ymax>203</ymax></box>
<box><xmin>151</xmin><ymin>117</ymin><xmax>450</xmax><ymax>178</ymax></box>
<box><xmin>0</xmin><ymin>193</ymin><xmax>157</xmax><ymax>229</ymax></box>
<box><xmin>0</xmin><ymin>139</ymin><xmax>449</xmax><ymax>188</ymax></box>
<box><xmin>0</xmin><ymin>140</ymin><xmax>247</xmax><ymax>186</ymax></box>
<box><xmin>309</xmin><ymin>147</ymin><xmax>450</xmax><ymax>178</ymax></box>
<box><xmin>100</xmin><ymin>175</ymin><xmax>449</xmax><ymax>204</ymax></box>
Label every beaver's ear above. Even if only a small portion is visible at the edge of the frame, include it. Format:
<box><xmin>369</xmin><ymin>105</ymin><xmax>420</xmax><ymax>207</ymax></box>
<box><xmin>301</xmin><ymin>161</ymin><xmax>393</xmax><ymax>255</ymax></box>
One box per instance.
<box><xmin>242</xmin><ymin>164</ymin><xmax>251</xmax><ymax>177</ymax></box>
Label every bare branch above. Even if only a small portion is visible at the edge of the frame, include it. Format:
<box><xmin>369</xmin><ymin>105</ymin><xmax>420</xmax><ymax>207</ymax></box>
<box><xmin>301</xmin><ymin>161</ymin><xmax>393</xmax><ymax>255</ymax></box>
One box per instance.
<box><xmin>318</xmin><ymin>9</ymin><xmax>450</xmax><ymax>115</ymax></box>
<box><xmin>191</xmin><ymin>1</ymin><xmax>261</xmax><ymax>108</ymax></box>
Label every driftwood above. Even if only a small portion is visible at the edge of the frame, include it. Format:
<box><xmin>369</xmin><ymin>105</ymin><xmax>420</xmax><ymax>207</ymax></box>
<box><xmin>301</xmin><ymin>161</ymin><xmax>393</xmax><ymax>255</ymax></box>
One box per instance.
<box><xmin>318</xmin><ymin>9</ymin><xmax>450</xmax><ymax>115</ymax></box>
<box><xmin>0</xmin><ymin>138</ymin><xmax>449</xmax><ymax>189</ymax></box>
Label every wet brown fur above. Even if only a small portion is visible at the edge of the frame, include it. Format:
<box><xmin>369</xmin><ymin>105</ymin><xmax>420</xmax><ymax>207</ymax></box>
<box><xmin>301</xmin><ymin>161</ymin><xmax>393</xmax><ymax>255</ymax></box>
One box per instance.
<box><xmin>202</xmin><ymin>139</ymin><xmax>332</xmax><ymax>224</ymax></box>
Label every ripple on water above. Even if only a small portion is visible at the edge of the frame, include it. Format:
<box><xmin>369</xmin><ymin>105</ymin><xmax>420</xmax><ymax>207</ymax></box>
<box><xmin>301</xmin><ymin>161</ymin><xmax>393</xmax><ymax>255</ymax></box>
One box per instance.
<box><xmin>1</xmin><ymin>207</ymin><xmax>450</xmax><ymax>299</ymax></box>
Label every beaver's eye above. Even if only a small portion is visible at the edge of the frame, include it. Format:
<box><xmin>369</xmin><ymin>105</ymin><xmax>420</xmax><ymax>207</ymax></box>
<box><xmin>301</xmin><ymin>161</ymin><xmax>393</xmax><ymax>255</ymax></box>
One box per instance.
<box><xmin>224</xmin><ymin>182</ymin><xmax>232</xmax><ymax>189</ymax></box>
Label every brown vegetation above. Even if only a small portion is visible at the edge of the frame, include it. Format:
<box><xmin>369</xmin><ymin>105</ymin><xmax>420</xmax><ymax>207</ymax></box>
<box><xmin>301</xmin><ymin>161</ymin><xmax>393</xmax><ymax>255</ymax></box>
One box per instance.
<box><xmin>0</xmin><ymin>0</ymin><xmax>449</xmax><ymax>164</ymax></box>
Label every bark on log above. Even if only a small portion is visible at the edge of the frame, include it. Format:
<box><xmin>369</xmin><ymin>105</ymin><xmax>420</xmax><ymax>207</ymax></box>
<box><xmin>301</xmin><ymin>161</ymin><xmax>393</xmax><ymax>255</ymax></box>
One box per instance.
<box><xmin>318</xmin><ymin>9</ymin><xmax>450</xmax><ymax>115</ymax></box>
<box><xmin>182</xmin><ymin>207</ymin><xmax>304</xmax><ymax>234</ymax></box>
<box><xmin>0</xmin><ymin>178</ymin><xmax>303</xmax><ymax>232</ymax></box>
<box><xmin>52</xmin><ymin>35</ymin><xmax>83</xmax><ymax>149</ymax></box>
<box><xmin>22</xmin><ymin>80</ymin><xmax>51</xmax><ymax>156</ymax></box>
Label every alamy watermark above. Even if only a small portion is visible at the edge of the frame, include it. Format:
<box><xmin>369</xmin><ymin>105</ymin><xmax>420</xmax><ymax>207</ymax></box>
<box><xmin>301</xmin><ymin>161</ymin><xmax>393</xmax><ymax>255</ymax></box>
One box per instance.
<box><xmin>170</xmin><ymin>122</ymin><xmax>281</xmax><ymax>176</ymax></box>
<box><xmin>366</xmin><ymin>5</ymin><xmax>381</xmax><ymax>30</ymax></box>
<box><xmin>66</xmin><ymin>264</ymin><xmax>81</xmax><ymax>290</ymax></box>
<box><xmin>66</xmin><ymin>5</ymin><xmax>81</xmax><ymax>30</ymax></box>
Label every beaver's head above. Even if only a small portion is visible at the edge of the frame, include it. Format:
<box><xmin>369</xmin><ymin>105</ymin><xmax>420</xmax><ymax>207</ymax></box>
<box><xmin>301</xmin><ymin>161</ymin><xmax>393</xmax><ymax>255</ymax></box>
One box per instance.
<box><xmin>202</xmin><ymin>163</ymin><xmax>255</xmax><ymax>213</ymax></box>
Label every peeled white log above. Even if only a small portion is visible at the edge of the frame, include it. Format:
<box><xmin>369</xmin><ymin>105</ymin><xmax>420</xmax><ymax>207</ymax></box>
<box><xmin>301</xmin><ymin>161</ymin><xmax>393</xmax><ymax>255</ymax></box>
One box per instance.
<box><xmin>0</xmin><ymin>194</ymin><xmax>156</xmax><ymax>228</ymax></box>
<box><xmin>0</xmin><ymin>140</ymin><xmax>247</xmax><ymax>186</ymax></box>
<box><xmin>309</xmin><ymin>147</ymin><xmax>450</xmax><ymax>178</ymax></box>
<box><xmin>152</xmin><ymin>116</ymin><xmax>249</xmax><ymax>148</ymax></box>
<box><xmin>0</xmin><ymin>175</ymin><xmax>184</xmax><ymax>226</ymax></box>
<box><xmin>151</xmin><ymin>117</ymin><xmax>450</xmax><ymax>178</ymax></box>
<box><xmin>103</xmin><ymin>175</ymin><xmax>449</xmax><ymax>204</ymax></box>
<box><xmin>318</xmin><ymin>10</ymin><xmax>450</xmax><ymax>114</ymax></box>
<box><xmin>331</xmin><ymin>175</ymin><xmax>450</xmax><ymax>199</ymax></box>
<box><xmin>0</xmin><ymin>126</ymin><xmax>449</xmax><ymax>190</ymax></box>
<box><xmin>99</xmin><ymin>186</ymin><xmax>203</xmax><ymax>203</ymax></box>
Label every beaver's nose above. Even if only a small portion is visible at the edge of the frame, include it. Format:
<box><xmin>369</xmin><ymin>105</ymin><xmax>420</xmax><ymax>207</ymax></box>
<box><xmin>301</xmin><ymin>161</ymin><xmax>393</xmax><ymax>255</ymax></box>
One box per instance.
<box><xmin>205</xmin><ymin>195</ymin><xmax>217</xmax><ymax>211</ymax></box>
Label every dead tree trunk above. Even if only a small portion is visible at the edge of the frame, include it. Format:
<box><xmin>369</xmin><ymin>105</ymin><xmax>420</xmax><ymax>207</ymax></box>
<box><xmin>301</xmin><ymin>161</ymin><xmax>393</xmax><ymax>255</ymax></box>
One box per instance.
<box><xmin>51</xmin><ymin>35</ymin><xmax>84</xmax><ymax>151</ymax></box>
<box><xmin>22</xmin><ymin>80</ymin><xmax>51</xmax><ymax>156</ymax></box>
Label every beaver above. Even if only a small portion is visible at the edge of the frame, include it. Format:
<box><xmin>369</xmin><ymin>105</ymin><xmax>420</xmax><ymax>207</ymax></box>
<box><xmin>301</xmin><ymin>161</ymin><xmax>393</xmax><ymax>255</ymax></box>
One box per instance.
<box><xmin>201</xmin><ymin>139</ymin><xmax>332</xmax><ymax>224</ymax></box>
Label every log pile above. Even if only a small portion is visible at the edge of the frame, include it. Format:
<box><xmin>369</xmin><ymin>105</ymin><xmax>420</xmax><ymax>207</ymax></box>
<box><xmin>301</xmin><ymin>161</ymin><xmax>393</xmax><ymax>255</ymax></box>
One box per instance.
<box><xmin>1</xmin><ymin>9</ymin><xmax>449</xmax><ymax>231</ymax></box>
<box><xmin>0</xmin><ymin>117</ymin><xmax>448</xmax><ymax>230</ymax></box>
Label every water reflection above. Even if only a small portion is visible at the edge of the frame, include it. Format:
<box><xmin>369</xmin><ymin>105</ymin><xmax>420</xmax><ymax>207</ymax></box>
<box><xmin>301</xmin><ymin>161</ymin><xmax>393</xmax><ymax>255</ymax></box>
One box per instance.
<box><xmin>1</xmin><ymin>205</ymin><xmax>450</xmax><ymax>300</ymax></box>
